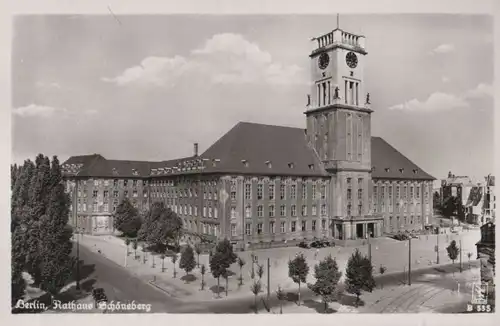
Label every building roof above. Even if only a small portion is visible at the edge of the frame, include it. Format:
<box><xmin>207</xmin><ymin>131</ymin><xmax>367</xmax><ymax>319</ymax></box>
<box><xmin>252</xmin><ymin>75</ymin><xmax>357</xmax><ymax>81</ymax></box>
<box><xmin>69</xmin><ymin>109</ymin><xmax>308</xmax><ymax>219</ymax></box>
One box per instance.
<box><xmin>62</xmin><ymin>121</ymin><xmax>435</xmax><ymax>180</ymax></box>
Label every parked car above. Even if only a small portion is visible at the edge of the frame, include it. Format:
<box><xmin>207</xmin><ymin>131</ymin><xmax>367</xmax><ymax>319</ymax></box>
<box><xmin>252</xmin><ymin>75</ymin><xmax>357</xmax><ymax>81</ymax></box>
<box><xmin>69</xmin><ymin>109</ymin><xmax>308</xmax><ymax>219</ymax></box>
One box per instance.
<box><xmin>92</xmin><ymin>288</ymin><xmax>108</xmax><ymax>305</ymax></box>
<box><xmin>310</xmin><ymin>240</ymin><xmax>322</xmax><ymax>248</ymax></box>
<box><xmin>298</xmin><ymin>241</ymin><xmax>310</xmax><ymax>249</ymax></box>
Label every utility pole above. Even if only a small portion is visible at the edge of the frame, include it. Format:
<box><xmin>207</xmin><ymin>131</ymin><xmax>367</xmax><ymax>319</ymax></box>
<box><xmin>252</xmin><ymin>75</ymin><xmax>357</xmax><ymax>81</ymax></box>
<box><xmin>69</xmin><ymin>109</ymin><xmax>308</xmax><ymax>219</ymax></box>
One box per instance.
<box><xmin>436</xmin><ymin>229</ymin><xmax>440</xmax><ymax>264</ymax></box>
<box><xmin>74</xmin><ymin>178</ymin><xmax>80</xmax><ymax>291</ymax></box>
<box><xmin>408</xmin><ymin>237</ymin><xmax>412</xmax><ymax>286</ymax></box>
<box><xmin>267</xmin><ymin>257</ymin><xmax>270</xmax><ymax>301</ymax></box>
<box><xmin>459</xmin><ymin>239</ymin><xmax>462</xmax><ymax>273</ymax></box>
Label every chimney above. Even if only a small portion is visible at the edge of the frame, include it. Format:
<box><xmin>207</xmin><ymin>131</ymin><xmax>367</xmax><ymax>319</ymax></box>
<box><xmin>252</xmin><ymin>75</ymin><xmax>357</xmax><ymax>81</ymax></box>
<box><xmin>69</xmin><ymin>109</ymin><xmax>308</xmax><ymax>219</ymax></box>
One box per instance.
<box><xmin>194</xmin><ymin>143</ymin><xmax>199</xmax><ymax>157</ymax></box>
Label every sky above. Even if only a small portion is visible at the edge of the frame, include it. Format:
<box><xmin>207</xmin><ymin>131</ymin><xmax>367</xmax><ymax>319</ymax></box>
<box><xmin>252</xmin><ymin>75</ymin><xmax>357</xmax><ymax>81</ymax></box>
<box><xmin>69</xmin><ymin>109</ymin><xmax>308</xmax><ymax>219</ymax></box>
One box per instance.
<box><xmin>11</xmin><ymin>14</ymin><xmax>494</xmax><ymax>184</ymax></box>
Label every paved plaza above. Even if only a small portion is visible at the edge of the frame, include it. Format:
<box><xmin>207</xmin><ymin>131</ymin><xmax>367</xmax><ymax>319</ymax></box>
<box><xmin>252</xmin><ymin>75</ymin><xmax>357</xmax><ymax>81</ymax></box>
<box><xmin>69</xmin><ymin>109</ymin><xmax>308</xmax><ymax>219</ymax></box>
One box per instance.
<box><xmin>76</xmin><ymin>228</ymin><xmax>481</xmax><ymax>306</ymax></box>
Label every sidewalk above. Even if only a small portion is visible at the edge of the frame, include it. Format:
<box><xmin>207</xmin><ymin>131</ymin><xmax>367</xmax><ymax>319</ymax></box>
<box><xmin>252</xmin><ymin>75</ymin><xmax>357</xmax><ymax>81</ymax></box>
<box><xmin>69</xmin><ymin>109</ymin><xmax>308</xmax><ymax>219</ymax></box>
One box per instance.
<box><xmin>75</xmin><ymin>229</ymin><xmax>481</xmax><ymax>305</ymax></box>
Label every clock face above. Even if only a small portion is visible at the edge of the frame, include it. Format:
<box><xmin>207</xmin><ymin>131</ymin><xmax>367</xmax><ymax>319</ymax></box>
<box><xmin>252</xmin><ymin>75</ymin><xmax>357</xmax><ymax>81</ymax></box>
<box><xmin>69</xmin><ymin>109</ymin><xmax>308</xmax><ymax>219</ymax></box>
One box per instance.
<box><xmin>346</xmin><ymin>52</ymin><xmax>358</xmax><ymax>69</ymax></box>
<box><xmin>318</xmin><ymin>52</ymin><xmax>330</xmax><ymax>70</ymax></box>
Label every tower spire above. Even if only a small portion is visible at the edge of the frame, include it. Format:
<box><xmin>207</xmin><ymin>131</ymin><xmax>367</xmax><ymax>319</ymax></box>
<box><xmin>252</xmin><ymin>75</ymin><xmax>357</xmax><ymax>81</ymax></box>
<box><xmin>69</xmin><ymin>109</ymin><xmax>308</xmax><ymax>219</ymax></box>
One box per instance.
<box><xmin>337</xmin><ymin>13</ymin><xmax>340</xmax><ymax>29</ymax></box>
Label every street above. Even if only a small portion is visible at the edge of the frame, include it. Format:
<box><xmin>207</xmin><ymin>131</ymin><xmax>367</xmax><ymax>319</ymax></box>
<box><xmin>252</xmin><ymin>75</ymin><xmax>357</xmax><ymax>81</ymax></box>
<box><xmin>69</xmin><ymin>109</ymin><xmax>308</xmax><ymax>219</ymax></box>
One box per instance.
<box><xmin>73</xmin><ymin>242</ymin><xmax>480</xmax><ymax>314</ymax></box>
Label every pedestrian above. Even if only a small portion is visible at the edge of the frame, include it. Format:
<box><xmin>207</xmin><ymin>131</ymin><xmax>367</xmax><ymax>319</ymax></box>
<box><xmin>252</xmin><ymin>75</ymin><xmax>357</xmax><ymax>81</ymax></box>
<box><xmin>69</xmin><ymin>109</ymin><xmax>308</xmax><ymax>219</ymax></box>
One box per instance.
<box><xmin>314</xmin><ymin>248</ymin><xmax>319</xmax><ymax>259</ymax></box>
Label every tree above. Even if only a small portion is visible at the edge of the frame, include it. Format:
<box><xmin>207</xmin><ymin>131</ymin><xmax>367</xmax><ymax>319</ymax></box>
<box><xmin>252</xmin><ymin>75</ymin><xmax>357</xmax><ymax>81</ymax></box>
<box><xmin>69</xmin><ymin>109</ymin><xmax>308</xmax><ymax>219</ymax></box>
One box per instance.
<box><xmin>345</xmin><ymin>249</ymin><xmax>376</xmax><ymax>307</ymax></box>
<box><xmin>307</xmin><ymin>255</ymin><xmax>342</xmax><ymax>313</ymax></box>
<box><xmin>447</xmin><ymin>240</ymin><xmax>459</xmax><ymax>274</ymax></box>
<box><xmin>288</xmin><ymin>253</ymin><xmax>309</xmax><ymax>306</ymax></box>
<box><xmin>11</xmin><ymin>160</ymin><xmax>35</xmax><ymax>221</ymax></box>
<box><xmin>437</xmin><ymin>195</ymin><xmax>461</xmax><ymax>220</ymax></box>
<box><xmin>194</xmin><ymin>243</ymin><xmax>202</xmax><ymax>268</ymax></box>
<box><xmin>467</xmin><ymin>252</ymin><xmax>473</xmax><ymax>269</ymax></box>
<box><xmin>113</xmin><ymin>198</ymin><xmax>141</xmax><ymax>238</ymax></box>
<box><xmin>379</xmin><ymin>265</ymin><xmax>387</xmax><ymax>289</ymax></box>
<box><xmin>433</xmin><ymin>191</ymin><xmax>441</xmax><ymax>211</ymax></box>
<box><xmin>138</xmin><ymin>202</ymin><xmax>183</xmax><ymax>251</ymax></box>
<box><xmin>171</xmin><ymin>254</ymin><xmax>178</xmax><ymax>278</ymax></box>
<box><xmin>250</xmin><ymin>280</ymin><xmax>262</xmax><ymax>313</ymax></box>
<box><xmin>11</xmin><ymin>226</ymin><xmax>27</xmax><ymax>306</ymax></box>
<box><xmin>209</xmin><ymin>239</ymin><xmax>238</xmax><ymax>298</ymax></box>
<box><xmin>237</xmin><ymin>257</ymin><xmax>245</xmax><ymax>285</ymax></box>
<box><xmin>276</xmin><ymin>285</ymin><xmax>286</xmax><ymax>314</ymax></box>
<box><xmin>160</xmin><ymin>253</ymin><xmax>166</xmax><ymax>272</ymax></box>
<box><xmin>124</xmin><ymin>238</ymin><xmax>131</xmax><ymax>256</ymax></box>
<box><xmin>257</xmin><ymin>264</ymin><xmax>264</xmax><ymax>280</ymax></box>
<box><xmin>132</xmin><ymin>239</ymin><xmax>138</xmax><ymax>260</ymax></box>
<box><xmin>37</xmin><ymin>158</ymin><xmax>76</xmax><ymax>301</ymax></box>
<box><xmin>200</xmin><ymin>264</ymin><xmax>206</xmax><ymax>290</ymax></box>
<box><xmin>179</xmin><ymin>245</ymin><xmax>196</xmax><ymax>276</ymax></box>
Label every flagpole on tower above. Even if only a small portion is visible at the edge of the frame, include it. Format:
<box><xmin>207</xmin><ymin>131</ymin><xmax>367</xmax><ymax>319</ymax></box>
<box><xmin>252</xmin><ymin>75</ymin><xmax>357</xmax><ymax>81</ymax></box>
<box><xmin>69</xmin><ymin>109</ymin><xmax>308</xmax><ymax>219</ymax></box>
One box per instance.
<box><xmin>337</xmin><ymin>14</ymin><xmax>340</xmax><ymax>29</ymax></box>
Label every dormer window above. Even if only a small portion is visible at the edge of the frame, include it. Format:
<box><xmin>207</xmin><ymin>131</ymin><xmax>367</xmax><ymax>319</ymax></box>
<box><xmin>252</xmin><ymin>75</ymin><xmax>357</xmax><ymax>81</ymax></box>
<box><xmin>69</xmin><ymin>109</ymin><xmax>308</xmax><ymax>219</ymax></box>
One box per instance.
<box><xmin>399</xmin><ymin>168</ymin><xmax>404</xmax><ymax>174</ymax></box>
<box><xmin>241</xmin><ymin>160</ymin><xmax>249</xmax><ymax>168</ymax></box>
<box><xmin>308</xmin><ymin>164</ymin><xmax>314</xmax><ymax>170</ymax></box>
<box><xmin>112</xmin><ymin>168</ymin><xmax>119</xmax><ymax>176</ymax></box>
<box><xmin>212</xmin><ymin>159</ymin><xmax>220</xmax><ymax>167</ymax></box>
<box><xmin>288</xmin><ymin>162</ymin><xmax>294</xmax><ymax>169</ymax></box>
<box><xmin>413</xmin><ymin>169</ymin><xmax>419</xmax><ymax>174</ymax></box>
<box><xmin>265</xmin><ymin>161</ymin><xmax>272</xmax><ymax>169</ymax></box>
<box><xmin>371</xmin><ymin>167</ymin><xmax>376</xmax><ymax>172</ymax></box>
<box><xmin>384</xmin><ymin>168</ymin><xmax>390</xmax><ymax>173</ymax></box>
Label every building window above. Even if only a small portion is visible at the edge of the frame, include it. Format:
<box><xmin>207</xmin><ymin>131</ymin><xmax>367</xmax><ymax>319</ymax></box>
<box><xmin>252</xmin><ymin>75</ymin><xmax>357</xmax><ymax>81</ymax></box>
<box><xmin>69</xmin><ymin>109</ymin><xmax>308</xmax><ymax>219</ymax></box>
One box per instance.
<box><xmin>257</xmin><ymin>205</ymin><xmax>263</xmax><ymax>217</ymax></box>
<box><xmin>321</xmin><ymin>219</ymin><xmax>326</xmax><ymax>230</ymax></box>
<box><xmin>347</xmin><ymin>178</ymin><xmax>352</xmax><ymax>185</ymax></box>
<box><xmin>245</xmin><ymin>183</ymin><xmax>251</xmax><ymax>200</ymax></box>
<box><xmin>189</xmin><ymin>206</ymin><xmax>193</xmax><ymax>215</ymax></box>
<box><xmin>280</xmin><ymin>222</ymin><xmax>285</xmax><ymax>233</ymax></box>
<box><xmin>416</xmin><ymin>187</ymin><xmax>420</xmax><ymax>199</ymax></box>
<box><xmin>112</xmin><ymin>200</ymin><xmax>118</xmax><ymax>212</ymax></box>
<box><xmin>312</xmin><ymin>205</ymin><xmax>317</xmax><ymax>216</ymax></box>
<box><xmin>113</xmin><ymin>179</ymin><xmax>118</xmax><ymax>187</ymax></box>
<box><xmin>396</xmin><ymin>186</ymin><xmax>400</xmax><ymax>199</ymax></box>
<box><xmin>133</xmin><ymin>180</ymin><xmax>138</xmax><ymax>187</ymax></box>
<box><xmin>230</xmin><ymin>190</ymin><xmax>236</xmax><ymax>200</ymax></box>
<box><xmin>291</xmin><ymin>205</ymin><xmax>297</xmax><ymax>217</ymax></box>
<box><xmin>231</xmin><ymin>224</ymin><xmax>237</xmax><ymax>236</ymax></box>
<box><xmin>257</xmin><ymin>184</ymin><xmax>263</xmax><ymax>200</ymax></box>
<box><xmin>320</xmin><ymin>185</ymin><xmax>326</xmax><ymax>199</ymax></box>
<box><xmin>347</xmin><ymin>189</ymin><xmax>352</xmax><ymax>200</ymax></box>
<box><xmin>245</xmin><ymin>223</ymin><xmax>252</xmax><ymax>235</ymax></box>
<box><xmin>93</xmin><ymin>190</ymin><xmax>98</xmax><ymax>198</ymax></box>
<box><xmin>203</xmin><ymin>207</ymin><xmax>206</xmax><ymax>217</ymax></box>
<box><xmin>104</xmin><ymin>201</ymin><xmax>109</xmax><ymax>212</ymax></box>
<box><xmin>291</xmin><ymin>221</ymin><xmax>296</xmax><ymax>232</ymax></box>
<box><xmin>208</xmin><ymin>207</ymin><xmax>212</xmax><ymax>217</ymax></box>
<box><xmin>280</xmin><ymin>184</ymin><xmax>286</xmax><ymax>200</ymax></box>
<box><xmin>357</xmin><ymin>188</ymin><xmax>362</xmax><ymax>200</ymax></box>
<box><xmin>269</xmin><ymin>205</ymin><xmax>275</xmax><ymax>217</ymax></box>
<box><xmin>410</xmin><ymin>187</ymin><xmax>414</xmax><ymax>199</ymax></box>
<box><xmin>291</xmin><ymin>184</ymin><xmax>297</xmax><ymax>199</ymax></box>
<box><xmin>194</xmin><ymin>206</ymin><xmax>198</xmax><ymax>216</ymax></box>
<box><xmin>312</xmin><ymin>183</ymin><xmax>317</xmax><ymax>200</ymax></box>
<box><xmin>302</xmin><ymin>183</ymin><xmax>307</xmax><ymax>199</ymax></box>
<box><xmin>347</xmin><ymin>204</ymin><xmax>352</xmax><ymax>216</ymax></box>
<box><xmin>312</xmin><ymin>220</ymin><xmax>316</xmax><ymax>231</ymax></box>
<box><xmin>321</xmin><ymin>204</ymin><xmax>327</xmax><ymax>216</ymax></box>
<box><xmin>124</xmin><ymin>190</ymin><xmax>128</xmax><ymax>197</ymax></box>
<box><xmin>231</xmin><ymin>207</ymin><xmax>236</xmax><ymax>219</ymax></box>
<box><xmin>269</xmin><ymin>184</ymin><xmax>275</xmax><ymax>200</ymax></box>
<box><xmin>245</xmin><ymin>205</ymin><xmax>251</xmax><ymax>218</ymax></box>
<box><xmin>280</xmin><ymin>205</ymin><xmax>286</xmax><ymax>216</ymax></box>
<box><xmin>301</xmin><ymin>205</ymin><xmax>307</xmax><ymax>216</ymax></box>
<box><xmin>358</xmin><ymin>204</ymin><xmax>362</xmax><ymax>215</ymax></box>
<box><xmin>301</xmin><ymin>221</ymin><xmax>306</xmax><ymax>231</ymax></box>
<box><xmin>103</xmin><ymin>190</ymin><xmax>109</xmax><ymax>198</ymax></box>
<box><xmin>257</xmin><ymin>223</ymin><xmax>263</xmax><ymax>235</ymax></box>
<box><xmin>270</xmin><ymin>221</ymin><xmax>275</xmax><ymax>234</ymax></box>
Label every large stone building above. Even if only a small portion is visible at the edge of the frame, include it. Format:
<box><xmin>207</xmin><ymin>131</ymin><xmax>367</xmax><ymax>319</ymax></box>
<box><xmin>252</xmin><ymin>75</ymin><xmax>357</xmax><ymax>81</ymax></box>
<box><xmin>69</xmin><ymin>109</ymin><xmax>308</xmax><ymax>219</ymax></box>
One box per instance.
<box><xmin>62</xmin><ymin>24</ymin><xmax>435</xmax><ymax>248</ymax></box>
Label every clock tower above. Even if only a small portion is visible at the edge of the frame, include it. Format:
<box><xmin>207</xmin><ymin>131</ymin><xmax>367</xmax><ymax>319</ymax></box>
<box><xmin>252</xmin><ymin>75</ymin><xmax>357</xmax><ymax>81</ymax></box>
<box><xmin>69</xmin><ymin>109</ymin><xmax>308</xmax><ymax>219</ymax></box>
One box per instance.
<box><xmin>305</xmin><ymin>23</ymin><xmax>380</xmax><ymax>239</ymax></box>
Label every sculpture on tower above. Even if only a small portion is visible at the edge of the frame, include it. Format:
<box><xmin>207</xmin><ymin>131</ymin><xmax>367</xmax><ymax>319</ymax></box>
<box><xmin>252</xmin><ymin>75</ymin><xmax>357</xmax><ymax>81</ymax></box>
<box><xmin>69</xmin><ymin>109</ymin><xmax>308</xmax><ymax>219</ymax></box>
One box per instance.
<box><xmin>334</xmin><ymin>86</ymin><xmax>340</xmax><ymax>99</ymax></box>
<box><xmin>365</xmin><ymin>93</ymin><xmax>371</xmax><ymax>105</ymax></box>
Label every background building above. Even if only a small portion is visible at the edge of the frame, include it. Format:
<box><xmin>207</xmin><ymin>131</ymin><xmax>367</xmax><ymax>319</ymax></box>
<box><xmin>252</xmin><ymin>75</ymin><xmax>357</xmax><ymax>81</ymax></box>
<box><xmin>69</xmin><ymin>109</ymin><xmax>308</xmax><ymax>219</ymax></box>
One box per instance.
<box><xmin>62</xmin><ymin>23</ymin><xmax>435</xmax><ymax>248</ymax></box>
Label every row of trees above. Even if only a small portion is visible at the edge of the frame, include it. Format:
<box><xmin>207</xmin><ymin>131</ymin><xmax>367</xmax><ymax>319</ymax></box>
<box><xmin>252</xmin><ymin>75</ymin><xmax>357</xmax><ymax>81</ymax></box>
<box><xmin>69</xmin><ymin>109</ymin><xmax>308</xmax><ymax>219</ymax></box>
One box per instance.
<box><xmin>11</xmin><ymin>155</ymin><xmax>75</xmax><ymax>308</ymax></box>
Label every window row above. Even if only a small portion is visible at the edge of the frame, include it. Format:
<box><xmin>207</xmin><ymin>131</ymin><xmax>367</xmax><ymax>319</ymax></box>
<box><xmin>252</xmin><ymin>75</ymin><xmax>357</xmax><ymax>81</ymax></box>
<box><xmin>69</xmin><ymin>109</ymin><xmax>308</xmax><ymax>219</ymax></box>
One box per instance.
<box><xmin>238</xmin><ymin>183</ymin><xmax>327</xmax><ymax>201</ymax></box>
<box><xmin>238</xmin><ymin>219</ymin><xmax>328</xmax><ymax>236</ymax></box>
<box><xmin>230</xmin><ymin>204</ymin><xmax>327</xmax><ymax>218</ymax></box>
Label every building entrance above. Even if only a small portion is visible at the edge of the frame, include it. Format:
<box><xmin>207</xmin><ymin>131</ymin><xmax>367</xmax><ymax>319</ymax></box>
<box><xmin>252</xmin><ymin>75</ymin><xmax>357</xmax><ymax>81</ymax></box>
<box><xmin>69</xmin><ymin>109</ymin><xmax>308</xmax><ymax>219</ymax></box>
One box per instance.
<box><xmin>368</xmin><ymin>223</ymin><xmax>375</xmax><ymax>238</ymax></box>
<box><xmin>356</xmin><ymin>223</ymin><xmax>363</xmax><ymax>239</ymax></box>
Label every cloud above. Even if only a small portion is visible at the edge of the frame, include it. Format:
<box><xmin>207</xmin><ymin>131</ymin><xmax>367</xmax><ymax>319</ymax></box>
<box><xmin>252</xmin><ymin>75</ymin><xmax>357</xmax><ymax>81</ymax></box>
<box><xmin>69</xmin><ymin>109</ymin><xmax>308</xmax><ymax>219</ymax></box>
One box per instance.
<box><xmin>388</xmin><ymin>92</ymin><xmax>468</xmax><ymax>112</ymax></box>
<box><xmin>429</xmin><ymin>43</ymin><xmax>455</xmax><ymax>55</ymax></box>
<box><xmin>441</xmin><ymin>76</ymin><xmax>450</xmax><ymax>83</ymax></box>
<box><xmin>464</xmin><ymin>83</ymin><xmax>494</xmax><ymax>99</ymax></box>
<box><xmin>101</xmin><ymin>56</ymin><xmax>192</xmax><ymax>87</ymax></box>
<box><xmin>13</xmin><ymin>104</ymin><xmax>67</xmax><ymax>117</ymax></box>
<box><xmin>36</xmin><ymin>81</ymin><xmax>61</xmax><ymax>89</ymax></box>
<box><xmin>102</xmin><ymin>33</ymin><xmax>305</xmax><ymax>87</ymax></box>
<box><xmin>388</xmin><ymin>83</ymin><xmax>493</xmax><ymax>112</ymax></box>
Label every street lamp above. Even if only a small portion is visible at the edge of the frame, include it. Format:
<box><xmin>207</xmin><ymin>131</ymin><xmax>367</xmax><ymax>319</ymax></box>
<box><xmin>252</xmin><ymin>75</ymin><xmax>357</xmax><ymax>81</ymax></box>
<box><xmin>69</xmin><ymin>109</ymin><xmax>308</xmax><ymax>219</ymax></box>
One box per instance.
<box><xmin>366</xmin><ymin>231</ymin><xmax>372</xmax><ymax>265</ymax></box>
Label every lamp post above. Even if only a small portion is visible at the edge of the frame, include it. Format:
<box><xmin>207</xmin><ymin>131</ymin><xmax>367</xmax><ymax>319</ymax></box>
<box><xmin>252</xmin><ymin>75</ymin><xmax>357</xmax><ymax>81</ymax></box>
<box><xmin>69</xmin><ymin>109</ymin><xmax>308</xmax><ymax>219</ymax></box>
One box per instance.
<box><xmin>366</xmin><ymin>231</ymin><xmax>372</xmax><ymax>265</ymax></box>
<box><xmin>408</xmin><ymin>237</ymin><xmax>412</xmax><ymax>286</ymax></box>
<box><xmin>71</xmin><ymin>173</ymin><xmax>81</xmax><ymax>291</ymax></box>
